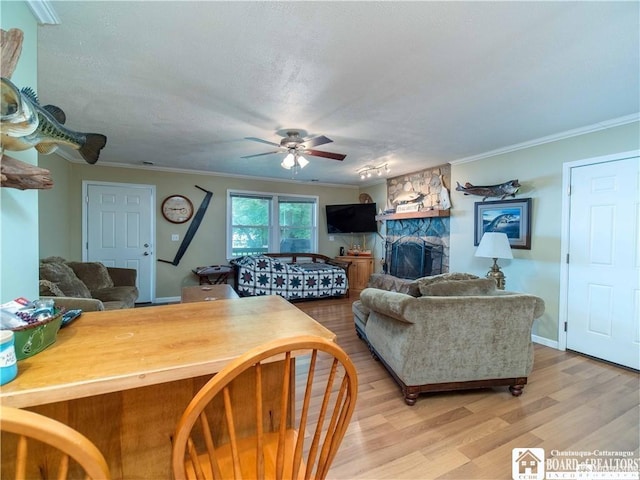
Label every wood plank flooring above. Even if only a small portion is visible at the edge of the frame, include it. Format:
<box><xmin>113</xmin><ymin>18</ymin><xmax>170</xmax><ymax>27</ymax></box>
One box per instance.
<box><xmin>295</xmin><ymin>297</ymin><xmax>640</xmax><ymax>480</ymax></box>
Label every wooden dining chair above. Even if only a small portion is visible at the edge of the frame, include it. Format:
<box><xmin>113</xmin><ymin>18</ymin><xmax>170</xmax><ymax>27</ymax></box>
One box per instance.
<box><xmin>172</xmin><ymin>335</ymin><xmax>358</xmax><ymax>480</ymax></box>
<box><xmin>0</xmin><ymin>406</ymin><xmax>111</xmax><ymax>480</ymax></box>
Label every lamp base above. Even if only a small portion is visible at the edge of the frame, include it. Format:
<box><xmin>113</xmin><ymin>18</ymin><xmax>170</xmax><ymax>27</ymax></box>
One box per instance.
<box><xmin>486</xmin><ymin>258</ymin><xmax>506</xmax><ymax>290</ymax></box>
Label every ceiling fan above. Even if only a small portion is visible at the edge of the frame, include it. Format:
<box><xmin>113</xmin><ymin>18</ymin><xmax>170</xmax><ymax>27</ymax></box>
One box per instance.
<box><xmin>241</xmin><ymin>130</ymin><xmax>347</xmax><ymax>163</ymax></box>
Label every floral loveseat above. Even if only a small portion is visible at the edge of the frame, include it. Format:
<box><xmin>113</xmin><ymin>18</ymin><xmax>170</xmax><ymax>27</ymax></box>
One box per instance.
<box><xmin>231</xmin><ymin>254</ymin><xmax>350</xmax><ymax>301</ymax></box>
<box><xmin>353</xmin><ymin>273</ymin><xmax>545</xmax><ymax>405</ymax></box>
<box><xmin>39</xmin><ymin>257</ymin><xmax>139</xmax><ymax>311</ymax></box>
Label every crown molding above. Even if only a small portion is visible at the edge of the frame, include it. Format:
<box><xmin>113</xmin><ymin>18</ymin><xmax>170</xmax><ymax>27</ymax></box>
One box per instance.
<box><xmin>53</xmin><ymin>154</ymin><xmax>360</xmax><ymax>189</ymax></box>
<box><xmin>450</xmin><ymin>113</ymin><xmax>640</xmax><ymax>165</ymax></box>
<box><xmin>27</xmin><ymin>0</ymin><xmax>61</xmax><ymax>25</ymax></box>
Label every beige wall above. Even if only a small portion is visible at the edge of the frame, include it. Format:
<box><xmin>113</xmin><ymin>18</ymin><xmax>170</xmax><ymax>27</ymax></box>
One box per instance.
<box><xmin>449</xmin><ymin>122</ymin><xmax>639</xmax><ymax>342</ymax></box>
<box><xmin>37</xmin><ymin>161</ymin><xmax>360</xmax><ymax>299</ymax></box>
<box><xmin>37</xmin><ymin>121</ymin><xmax>638</xmax><ymax>340</ymax></box>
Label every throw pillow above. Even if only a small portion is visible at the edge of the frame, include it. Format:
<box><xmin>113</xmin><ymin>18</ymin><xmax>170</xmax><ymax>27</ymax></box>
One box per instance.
<box><xmin>39</xmin><ymin>262</ymin><xmax>92</xmax><ymax>298</ymax></box>
<box><xmin>38</xmin><ymin>279</ymin><xmax>65</xmax><ymax>297</ymax></box>
<box><xmin>40</xmin><ymin>256</ymin><xmax>68</xmax><ymax>264</ymax></box>
<box><xmin>66</xmin><ymin>261</ymin><xmax>114</xmax><ymax>292</ymax></box>
<box><xmin>416</xmin><ymin>272</ymin><xmax>479</xmax><ymax>290</ymax></box>
<box><xmin>419</xmin><ymin>278</ymin><xmax>497</xmax><ymax>296</ymax></box>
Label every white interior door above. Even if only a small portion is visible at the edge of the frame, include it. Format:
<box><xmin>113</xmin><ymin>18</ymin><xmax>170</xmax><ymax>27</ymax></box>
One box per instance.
<box><xmin>84</xmin><ymin>182</ymin><xmax>155</xmax><ymax>303</ymax></box>
<box><xmin>565</xmin><ymin>155</ymin><xmax>639</xmax><ymax>369</ymax></box>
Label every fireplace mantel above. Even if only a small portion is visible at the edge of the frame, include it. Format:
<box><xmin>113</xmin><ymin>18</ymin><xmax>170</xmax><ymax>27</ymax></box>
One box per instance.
<box><xmin>375</xmin><ymin>209</ymin><xmax>450</xmax><ymax>221</ymax></box>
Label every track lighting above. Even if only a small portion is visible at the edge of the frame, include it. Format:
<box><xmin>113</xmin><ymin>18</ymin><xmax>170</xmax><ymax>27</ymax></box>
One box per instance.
<box><xmin>358</xmin><ymin>163</ymin><xmax>390</xmax><ymax>180</ymax></box>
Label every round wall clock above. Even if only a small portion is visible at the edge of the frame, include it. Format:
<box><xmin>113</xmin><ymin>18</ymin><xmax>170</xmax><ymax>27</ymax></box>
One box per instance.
<box><xmin>161</xmin><ymin>195</ymin><xmax>194</xmax><ymax>224</ymax></box>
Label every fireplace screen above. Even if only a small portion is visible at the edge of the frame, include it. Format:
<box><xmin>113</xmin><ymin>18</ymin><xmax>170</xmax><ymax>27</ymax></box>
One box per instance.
<box><xmin>385</xmin><ymin>239</ymin><xmax>443</xmax><ymax>279</ymax></box>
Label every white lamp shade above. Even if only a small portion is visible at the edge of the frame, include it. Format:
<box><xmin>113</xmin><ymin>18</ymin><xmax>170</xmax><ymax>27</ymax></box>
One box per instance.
<box><xmin>281</xmin><ymin>153</ymin><xmax>295</xmax><ymax>169</ymax></box>
<box><xmin>297</xmin><ymin>155</ymin><xmax>309</xmax><ymax>168</ymax></box>
<box><xmin>475</xmin><ymin>232</ymin><xmax>513</xmax><ymax>259</ymax></box>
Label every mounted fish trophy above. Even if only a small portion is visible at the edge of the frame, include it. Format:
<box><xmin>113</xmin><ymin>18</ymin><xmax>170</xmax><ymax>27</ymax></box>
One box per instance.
<box><xmin>1</xmin><ymin>77</ymin><xmax>107</xmax><ymax>165</ymax></box>
<box><xmin>455</xmin><ymin>179</ymin><xmax>520</xmax><ymax>201</ymax></box>
<box><xmin>0</xmin><ymin>28</ymin><xmax>106</xmax><ymax>190</ymax></box>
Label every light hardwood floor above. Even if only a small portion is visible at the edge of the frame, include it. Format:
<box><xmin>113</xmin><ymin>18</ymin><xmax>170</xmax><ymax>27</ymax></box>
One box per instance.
<box><xmin>295</xmin><ymin>297</ymin><xmax>640</xmax><ymax>480</ymax></box>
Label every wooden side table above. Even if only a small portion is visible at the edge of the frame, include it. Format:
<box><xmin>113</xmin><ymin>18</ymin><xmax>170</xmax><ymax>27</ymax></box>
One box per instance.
<box><xmin>336</xmin><ymin>255</ymin><xmax>374</xmax><ymax>294</ymax></box>
<box><xmin>181</xmin><ymin>284</ymin><xmax>240</xmax><ymax>303</ymax></box>
<box><xmin>192</xmin><ymin>265</ymin><xmax>233</xmax><ymax>285</ymax></box>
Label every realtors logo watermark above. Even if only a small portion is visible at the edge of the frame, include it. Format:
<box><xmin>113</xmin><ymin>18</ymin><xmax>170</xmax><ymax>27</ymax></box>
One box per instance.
<box><xmin>512</xmin><ymin>448</ymin><xmax>639</xmax><ymax>480</ymax></box>
<box><xmin>513</xmin><ymin>448</ymin><xmax>545</xmax><ymax>480</ymax></box>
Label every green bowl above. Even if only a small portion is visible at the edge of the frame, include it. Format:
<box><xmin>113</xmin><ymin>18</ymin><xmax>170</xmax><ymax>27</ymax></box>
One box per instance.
<box><xmin>12</xmin><ymin>309</ymin><xmax>64</xmax><ymax>360</ymax></box>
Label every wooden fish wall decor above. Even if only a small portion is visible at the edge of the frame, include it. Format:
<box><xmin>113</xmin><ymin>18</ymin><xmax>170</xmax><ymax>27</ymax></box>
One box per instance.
<box><xmin>1</xmin><ymin>28</ymin><xmax>107</xmax><ymax>190</ymax></box>
<box><xmin>1</xmin><ymin>77</ymin><xmax>107</xmax><ymax>164</ymax></box>
<box><xmin>1</xmin><ymin>28</ymin><xmax>53</xmax><ymax>190</ymax></box>
<box><xmin>455</xmin><ymin>179</ymin><xmax>520</xmax><ymax>201</ymax></box>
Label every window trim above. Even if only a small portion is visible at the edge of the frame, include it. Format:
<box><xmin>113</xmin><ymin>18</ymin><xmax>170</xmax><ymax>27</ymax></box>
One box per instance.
<box><xmin>226</xmin><ymin>189</ymin><xmax>319</xmax><ymax>258</ymax></box>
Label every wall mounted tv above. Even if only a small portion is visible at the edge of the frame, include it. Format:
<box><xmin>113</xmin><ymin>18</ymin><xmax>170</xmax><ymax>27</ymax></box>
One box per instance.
<box><xmin>325</xmin><ymin>203</ymin><xmax>378</xmax><ymax>234</ymax></box>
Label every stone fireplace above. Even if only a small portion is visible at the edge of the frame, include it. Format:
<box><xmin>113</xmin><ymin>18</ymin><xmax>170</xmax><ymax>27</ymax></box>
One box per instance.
<box><xmin>386</xmin><ymin>237</ymin><xmax>444</xmax><ymax>279</ymax></box>
<box><xmin>383</xmin><ymin>217</ymin><xmax>449</xmax><ymax>278</ymax></box>
<box><xmin>381</xmin><ymin>165</ymin><xmax>451</xmax><ymax>279</ymax></box>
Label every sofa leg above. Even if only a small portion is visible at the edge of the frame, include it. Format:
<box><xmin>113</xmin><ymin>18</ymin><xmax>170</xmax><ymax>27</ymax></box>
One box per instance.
<box><xmin>509</xmin><ymin>385</ymin><xmax>524</xmax><ymax>396</ymax></box>
<box><xmin>370</xmin><ymin>348</ymin><xmax>379</xmax><ymax>361</ymax></box>
<box><xmin>403</xmin><ymin>388</ymin><xmax>419</xmax><ymax>406</ymax></box>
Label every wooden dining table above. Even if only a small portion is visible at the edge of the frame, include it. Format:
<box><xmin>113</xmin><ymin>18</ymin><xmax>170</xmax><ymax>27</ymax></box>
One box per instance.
<box><xmin>0</xmin><ymin>295</ymin><xmax>335</xmax><ymax>479</ymax></box>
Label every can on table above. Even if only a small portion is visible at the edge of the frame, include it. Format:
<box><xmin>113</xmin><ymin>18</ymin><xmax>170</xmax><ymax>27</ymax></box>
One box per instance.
<box><xmin>0</xmin><ymin>330</ymin><xmax>18</xmax><ymax>385</ymax></box>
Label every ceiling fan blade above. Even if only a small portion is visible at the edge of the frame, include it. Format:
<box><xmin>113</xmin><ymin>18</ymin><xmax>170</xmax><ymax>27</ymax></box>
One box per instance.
<box><xmin>245</xmin><ymin>137</ymin><xmax>281</xmax><ymax>147</ymax></box>
<box><xmin>304</xmin><ymin>149</ymin><xmax>346</xmax><ymax>161</ymax></box>
<box><xmin>301</xmin><ymin>135</ymin><xmax>333</xmax><ymax>148</ymax></box>
<box><xmin>241</xmin><ymin>150</ymin><xmax>281</xmax><ymax>159</ymax></box>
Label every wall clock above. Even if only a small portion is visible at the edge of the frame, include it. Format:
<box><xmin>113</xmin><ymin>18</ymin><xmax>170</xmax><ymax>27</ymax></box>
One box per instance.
<box><xmin>161</xmin><ymin>195</ymin><xmax>194</xmax><ymax>224</ymax></box>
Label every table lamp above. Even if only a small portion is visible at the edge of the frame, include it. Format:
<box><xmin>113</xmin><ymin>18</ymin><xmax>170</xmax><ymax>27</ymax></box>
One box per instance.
<box><xmin>475</xmin><ymin>232</ymin><xmax>513</xmax><ymax>289</ymax></box>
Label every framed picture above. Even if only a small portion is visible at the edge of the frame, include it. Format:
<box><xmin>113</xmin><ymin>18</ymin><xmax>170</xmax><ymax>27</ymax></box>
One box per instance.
<box><xmin>474</xmin><ymin>198</ymin><xmax>532</xmax><ymax>249</ymax></box>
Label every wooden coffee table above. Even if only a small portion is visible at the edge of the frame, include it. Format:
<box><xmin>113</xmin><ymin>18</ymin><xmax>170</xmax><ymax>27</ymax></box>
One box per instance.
<box><xmin>181</xmin><ymin>284</ymin><xmax>240</xmax><ymax>303</ymax></box>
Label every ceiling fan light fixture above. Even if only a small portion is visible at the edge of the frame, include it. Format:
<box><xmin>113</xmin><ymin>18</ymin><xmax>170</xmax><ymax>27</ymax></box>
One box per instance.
<box><xmin>281</xmin><ymin>153</ymin><xmax>295</xmax><ymax>169</ymax></box>
<box><xmin>297</xmin><ymin>155</ymin><xmax>309</xmax><ymax>168</ymax></box>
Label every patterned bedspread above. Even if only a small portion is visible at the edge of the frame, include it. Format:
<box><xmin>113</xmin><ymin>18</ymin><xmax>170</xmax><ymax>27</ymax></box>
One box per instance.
<box><xmin>231</xmin><ymin>255</ymin><xmax>348</xmax><ymax>300</ymax></box>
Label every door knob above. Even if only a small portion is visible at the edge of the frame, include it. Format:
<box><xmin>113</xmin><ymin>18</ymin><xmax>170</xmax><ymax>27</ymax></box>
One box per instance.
<box><xmin>143</xmin><ymin>252</ymin><xmax>150</xmax><ymax>256</ymax></box>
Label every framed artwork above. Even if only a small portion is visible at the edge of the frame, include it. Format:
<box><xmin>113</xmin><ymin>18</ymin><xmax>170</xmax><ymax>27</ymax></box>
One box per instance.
<box><xmin>474</xmin><ymin>198</ymin><xmax>532</xmax><ymax>249</ymax></box>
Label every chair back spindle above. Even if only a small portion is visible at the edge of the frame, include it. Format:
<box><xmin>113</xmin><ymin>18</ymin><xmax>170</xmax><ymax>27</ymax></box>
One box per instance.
<box><xmin>172</xmin><ymin>335</ymin><xmax>358</xmax><ymax>480</ymax></box>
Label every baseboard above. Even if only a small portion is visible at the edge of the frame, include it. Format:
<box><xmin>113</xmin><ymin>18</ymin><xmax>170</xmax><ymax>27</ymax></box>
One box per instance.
<box><xmin>154</xmin><ymin>296</ymin><xmax>181</xmax><ymax>304</ymax></box>
<box><xmin>532</xmin><ymin>334</ymin><xmax>559</xmax><ymax>350</ymax></box>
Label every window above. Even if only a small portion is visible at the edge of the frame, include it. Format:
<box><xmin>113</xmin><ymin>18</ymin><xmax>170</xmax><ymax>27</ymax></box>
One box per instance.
<box><xmin>227</xmin><ymin>191</ymin><xmax>318</xmax><ymax>258</ymax></box>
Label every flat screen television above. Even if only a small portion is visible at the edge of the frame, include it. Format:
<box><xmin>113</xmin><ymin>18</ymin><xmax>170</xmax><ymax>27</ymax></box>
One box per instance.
<box><xmin>325</xmin><ymin>203</ymin><xmax>377</xmax><ymax>234</ymax></box>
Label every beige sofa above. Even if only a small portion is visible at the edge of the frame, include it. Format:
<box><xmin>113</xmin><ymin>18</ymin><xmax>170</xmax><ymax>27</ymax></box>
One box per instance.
<box><xmin>39</xmin><ymin>257</ymin><xmax>139</xmax><ymax>311</ymax></box>
<box><xmin>353</xmin><ymin>273</ymin><xmax>545</xmax><ymax>405</ymax></box>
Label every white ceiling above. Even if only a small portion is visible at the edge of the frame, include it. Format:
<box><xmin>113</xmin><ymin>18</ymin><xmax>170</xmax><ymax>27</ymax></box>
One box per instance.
<box><xmin>34</xmin><ymin>1</ymin><xmax>639</xmax><ymax>186</ymax></box>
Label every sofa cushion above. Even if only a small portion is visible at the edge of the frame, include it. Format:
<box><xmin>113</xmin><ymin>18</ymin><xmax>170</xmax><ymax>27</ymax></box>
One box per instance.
<box><xmin>416</xmin><ymin>272</ymin><xmax>478</xmax><ymax>295</ymax></box>
<box><xmin>66</xmin><ymin>261</ymin><xmax>114</xmax><ymax>292</ymax></box>
<box><xmin>41</xmin><ymin>256</ymin><xmax>69</xmax><ymax>264</ymax></box>
<box><xmin>93</xmin><ymin>286</ymin><xmax>138</xmax><ymax>309</ymax></box>
<box><xmin>419</xmin><ymin>278</ymin><xmax>497</xmax><ymax>296</ymax></box>
<box><xmin>39</xmin><ymin>262</ymin><xmax>92</xmax><ymax>298</ymax></box>
<box><xmin>367</xmin><ymin>273</ymin><xmax>420</xmax><ymax>296</ymax></box>
<box><xmin>92</xmin><ymin>286</ymin><xmax>139</xmax><ymax>308</ymax></box>
<box><xmin>39</xmin><ymin>279</ymin><xmax>65</xmax><ymax>297</ymax></box>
